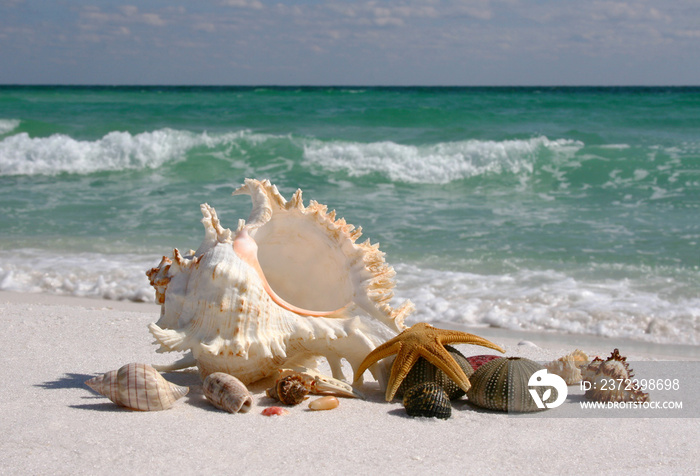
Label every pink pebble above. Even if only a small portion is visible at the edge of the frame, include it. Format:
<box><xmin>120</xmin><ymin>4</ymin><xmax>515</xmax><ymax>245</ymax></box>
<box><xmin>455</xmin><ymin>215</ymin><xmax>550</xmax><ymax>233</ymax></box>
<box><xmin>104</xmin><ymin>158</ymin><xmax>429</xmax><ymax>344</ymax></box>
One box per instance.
<box><xmin>466</xmin><ymin>354</ymin><xmax>501</xmax><ymax>372</ymax></box>
<box><xmin>261</xmin><ymin>406</ymin><xmax>290</xmax><ymax>416</ymax></box>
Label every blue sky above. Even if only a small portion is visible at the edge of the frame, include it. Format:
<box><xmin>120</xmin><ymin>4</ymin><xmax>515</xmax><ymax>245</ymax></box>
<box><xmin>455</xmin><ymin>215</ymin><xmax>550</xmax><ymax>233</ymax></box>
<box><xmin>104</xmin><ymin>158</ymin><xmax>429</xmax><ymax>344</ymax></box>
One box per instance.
<box><xmin>1</xmin><ymin>0</ymin><xmax>698</xmax><ymax>85</ymax></box>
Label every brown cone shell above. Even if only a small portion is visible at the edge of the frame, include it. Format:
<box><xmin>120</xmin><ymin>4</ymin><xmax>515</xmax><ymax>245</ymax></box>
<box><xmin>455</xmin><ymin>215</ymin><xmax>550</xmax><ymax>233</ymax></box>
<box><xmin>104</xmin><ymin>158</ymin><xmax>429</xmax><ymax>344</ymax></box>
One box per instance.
<box><xmin>203</xmin><ymin>372</ymin><xmax>253</xmax><ymax>413</ymax></box>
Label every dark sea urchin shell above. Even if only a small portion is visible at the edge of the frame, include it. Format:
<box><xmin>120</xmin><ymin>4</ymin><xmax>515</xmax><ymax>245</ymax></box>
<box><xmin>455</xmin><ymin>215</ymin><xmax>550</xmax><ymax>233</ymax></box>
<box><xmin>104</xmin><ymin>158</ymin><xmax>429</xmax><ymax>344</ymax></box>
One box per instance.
<box><xmin>397</xmin><ymin>346</ymin><xmax>475</xmax><ymax>400</ymax></box>
<box><xmin>466</xmin><ymin>357</ymin><xmax>547</xmax><ymax>413</ymax></box>
<box><xmin>403</xmin><ymin>382</ymin><xmax>452</xmax><ymax>419</ymax></box>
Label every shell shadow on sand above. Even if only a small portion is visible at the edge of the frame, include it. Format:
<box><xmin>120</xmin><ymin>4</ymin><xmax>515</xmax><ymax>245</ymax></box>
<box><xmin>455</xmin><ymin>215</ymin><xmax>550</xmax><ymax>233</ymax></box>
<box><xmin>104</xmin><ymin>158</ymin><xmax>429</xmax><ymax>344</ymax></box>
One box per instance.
<box><xmin>35</xmin><ymin>372</ymin><xmax>128</xmax><ymax>412</ymax></box>
<box><xmin>40</xmin><ymin>370</ymin><xmax>203</xmax><ymax>412</ymax></box>
<box><xmin>38</xmin><ymin>373</ymin><xmax>96</xmax><ymax>390</ymax></box>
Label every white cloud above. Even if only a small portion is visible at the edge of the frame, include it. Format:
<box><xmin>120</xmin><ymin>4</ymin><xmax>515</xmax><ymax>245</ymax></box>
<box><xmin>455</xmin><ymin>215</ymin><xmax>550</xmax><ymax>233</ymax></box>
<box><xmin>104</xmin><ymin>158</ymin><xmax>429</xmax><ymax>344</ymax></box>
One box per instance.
<box><xmin>141</xmin><ymin>13</ymin><xmax>166</xmax><ymax>26</ymax></box>
<box><xmin>194</xmin><ymin>22</ymin><xmax>217</xmax><ymax>32</ymax></box>
<box><xmin>222</xmin><ymin>0</ymin><xmax>264</xmax><ymax>9</ymax></box>
<box><xmin>120</xmin><ymin>5</ymin><xmax>139</xmax><ymax>17</ymax></box>
<box><xmin>452</xmin><ymin>0</ymin><xmax>494</xmax><ymax>20</ymax></box>
<box><xmin>80</xmin><ymin>5</ymin><xmax>167</xmax><ymax>28</ymax></box>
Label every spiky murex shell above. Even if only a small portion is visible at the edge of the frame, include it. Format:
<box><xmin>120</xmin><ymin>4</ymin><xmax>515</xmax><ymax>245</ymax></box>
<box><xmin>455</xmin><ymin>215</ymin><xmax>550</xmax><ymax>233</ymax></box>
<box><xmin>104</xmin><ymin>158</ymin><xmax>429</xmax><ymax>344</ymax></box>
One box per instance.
<box><xmin>147</xmin><ymin>178</ymin><xmax>413</xmax><ymax>386</ymax></box>
<box><xmin>582</xmin><ymin>348</ymin><xmax>649</xmax><ymax>403</ymax></box>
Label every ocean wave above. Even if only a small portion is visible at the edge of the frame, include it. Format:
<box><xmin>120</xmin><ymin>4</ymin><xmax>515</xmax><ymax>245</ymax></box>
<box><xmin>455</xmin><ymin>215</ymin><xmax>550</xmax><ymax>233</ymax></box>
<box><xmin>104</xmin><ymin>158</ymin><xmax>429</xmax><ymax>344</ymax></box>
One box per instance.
<box><xmin>303</xmin><ymin>136</ymin><xmax>583</xmax><ymax>184</ymax></box>
<box><xmin>0</xmin><ymin>128</ymin><xmax>262</xmax><ymax>176</ymax></box>
<box><xmin>1</xmin><ymin>127</ymin><xmax>584</xmax><ymax>182</ymax></box>
<box><xmin>0</xmin><ymin>119</ymin><xmax>20</xmax><ymax>135</ymax></box>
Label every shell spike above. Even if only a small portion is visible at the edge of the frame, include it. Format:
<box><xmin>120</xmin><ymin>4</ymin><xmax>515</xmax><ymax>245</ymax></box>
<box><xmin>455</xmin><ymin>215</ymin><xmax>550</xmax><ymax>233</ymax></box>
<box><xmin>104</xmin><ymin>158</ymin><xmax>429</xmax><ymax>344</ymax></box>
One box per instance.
<box><xmin>288</xmin><ymin>189</ymin><xmax>304</xmax><ymax>210</ymax></box>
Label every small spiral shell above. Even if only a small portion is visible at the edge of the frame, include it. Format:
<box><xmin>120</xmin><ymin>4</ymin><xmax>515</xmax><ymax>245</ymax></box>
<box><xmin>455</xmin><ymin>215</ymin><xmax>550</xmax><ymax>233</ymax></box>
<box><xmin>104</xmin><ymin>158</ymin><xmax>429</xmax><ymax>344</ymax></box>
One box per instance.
<box><xmin>467</xmin><ymin>357</ymin><xmax>546</xmax><ymax>413</ymax></box>
<box><xmin>203</xmin><ymin>372</ymin><xmax>253</xmax><ymax>413</ymax></box>
<box><xmin>403</xmin><ymin>382</ymin><xmax>451</xmax><ymax>419</ymax></box>
<box><xmin>85</xmin><ymin>363</ymin><xmax>189</xmax><ymax>411</ymax></box>
<box><xmin>266</xmin><ymin>375</ymin><xmax>310</xmax><ymax>405</ymax></box>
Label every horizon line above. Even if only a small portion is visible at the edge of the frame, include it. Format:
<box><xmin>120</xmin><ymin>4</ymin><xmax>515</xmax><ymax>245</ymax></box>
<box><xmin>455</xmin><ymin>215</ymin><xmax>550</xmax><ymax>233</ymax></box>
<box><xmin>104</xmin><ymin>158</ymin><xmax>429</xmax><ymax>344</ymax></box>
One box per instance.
<box><xmin>1</xmin><ymin>83</ymin><xmax>700</xmax><ymax>88</ymax></box>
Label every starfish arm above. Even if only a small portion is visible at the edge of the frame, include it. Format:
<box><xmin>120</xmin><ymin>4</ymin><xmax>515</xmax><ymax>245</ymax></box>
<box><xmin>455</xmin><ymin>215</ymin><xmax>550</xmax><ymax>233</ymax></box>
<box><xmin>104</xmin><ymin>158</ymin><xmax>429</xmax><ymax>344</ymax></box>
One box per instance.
<box><xmin>353</xmin><ymin>341</ymin><xmax>402</xmax><ymax>384</ymax></box>
<box><xmin>440</xmin><ymin>333</ymin><xmax>505</xmax><ymax>354</ymax></box>
<box><xmin>385</xmin><ymin>348</ymin><xmax>421</xmax><ymax>401</ymax></box>
<box><xmin>419</xmin><ymin>345</ymin><xmax>473</xmax><ymax>394</ymax></box>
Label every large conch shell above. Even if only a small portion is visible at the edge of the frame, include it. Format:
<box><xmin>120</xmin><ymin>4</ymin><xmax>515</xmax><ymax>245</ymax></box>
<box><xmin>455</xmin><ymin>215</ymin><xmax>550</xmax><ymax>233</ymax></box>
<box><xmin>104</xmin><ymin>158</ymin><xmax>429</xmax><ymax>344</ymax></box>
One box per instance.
<box><xmin>147</xmin><ymin>179</ymin><xmax>413</xmax><ymax>387</ymax></box>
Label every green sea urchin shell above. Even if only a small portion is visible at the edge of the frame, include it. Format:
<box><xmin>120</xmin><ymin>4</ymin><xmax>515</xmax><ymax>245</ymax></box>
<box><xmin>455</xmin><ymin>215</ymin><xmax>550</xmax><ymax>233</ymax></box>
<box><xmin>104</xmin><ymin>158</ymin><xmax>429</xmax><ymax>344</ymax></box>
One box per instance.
<box><xmin>466</xmin><ymin>357</ymin><xmax>547</xmax><ymax>413</ymax></box>
<box><xmin>403</xmin><ymin>382</ymin><xmax>451</xmax><ymax>419</ymax></box>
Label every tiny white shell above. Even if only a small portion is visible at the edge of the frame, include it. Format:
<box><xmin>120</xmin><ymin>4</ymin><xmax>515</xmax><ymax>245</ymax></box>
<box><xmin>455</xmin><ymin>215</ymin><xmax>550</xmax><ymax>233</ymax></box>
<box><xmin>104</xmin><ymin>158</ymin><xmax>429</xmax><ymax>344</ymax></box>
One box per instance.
<box><xmin>308</xmin><ymin>396</ymin><xmax>339</xmax><ymax>411</ymax></box>
<box><xmin>85</xmin><ymin>363</ymin><xmax>189</xmax><ymax>411</ymax></box>
<box><xmin>545</xmin><ymin>349</ymin><xmax>589</xmax><ymax>385</ymax></box>
<box><xmin>202</xmin><ymin>372</ymin><xmax>253</xmax><ymax>413</ymax></box>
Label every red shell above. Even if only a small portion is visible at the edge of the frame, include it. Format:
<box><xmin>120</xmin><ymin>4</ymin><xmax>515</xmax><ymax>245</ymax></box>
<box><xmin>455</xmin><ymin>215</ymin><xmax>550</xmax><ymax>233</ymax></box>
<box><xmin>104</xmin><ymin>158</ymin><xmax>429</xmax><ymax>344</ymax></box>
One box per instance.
<box><xmin>465</xmin><ymin>354</ymin><xmax>501</xmax><ymax>372</ymax></box>
<box><xmin>261</xmin><ymin>406</ymin><xmax>290</xmax><ymax>416</ymax></box>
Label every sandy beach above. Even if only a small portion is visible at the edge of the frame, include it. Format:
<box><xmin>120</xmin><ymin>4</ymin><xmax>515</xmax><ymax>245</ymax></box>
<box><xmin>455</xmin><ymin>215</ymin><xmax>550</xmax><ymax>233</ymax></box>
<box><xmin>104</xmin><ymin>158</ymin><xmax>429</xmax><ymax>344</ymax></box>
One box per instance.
<box><xmin>1</xmin><ymin>290</ymin><xmax>698</xmax><ymax>475</ymax></box>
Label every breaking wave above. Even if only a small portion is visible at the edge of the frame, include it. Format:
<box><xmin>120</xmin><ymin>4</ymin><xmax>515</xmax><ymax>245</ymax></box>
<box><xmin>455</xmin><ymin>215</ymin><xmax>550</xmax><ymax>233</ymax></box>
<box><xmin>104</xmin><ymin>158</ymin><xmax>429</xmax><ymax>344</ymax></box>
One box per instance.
<box><xmin>0</xmin><ymin>129</ymin><xmax>266</xmax><ymax>176</ymax></box>
<box><xmin>0</xmin><ymin>126</ymin><xmax>584</xmax><ymax>184</ymax></box>
<box><xmin>303</xmin><ymin>137</ymin><xmax>583</xmax><ymax>184</ymax></box>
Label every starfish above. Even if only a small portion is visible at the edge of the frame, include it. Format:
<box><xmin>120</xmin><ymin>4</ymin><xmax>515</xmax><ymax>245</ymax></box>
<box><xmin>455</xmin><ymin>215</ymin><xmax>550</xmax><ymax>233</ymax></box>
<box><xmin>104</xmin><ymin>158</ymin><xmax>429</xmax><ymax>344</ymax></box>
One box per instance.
<box><xmin>354</xmin><ymin>322</ymin><xmax>505</xmax><ymax>401</ymax></box>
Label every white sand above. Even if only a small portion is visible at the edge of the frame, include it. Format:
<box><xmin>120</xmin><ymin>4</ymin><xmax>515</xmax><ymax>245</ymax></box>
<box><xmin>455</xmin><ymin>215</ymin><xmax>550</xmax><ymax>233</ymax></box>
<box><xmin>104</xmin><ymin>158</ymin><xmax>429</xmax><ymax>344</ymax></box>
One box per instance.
<box><xmin>1</xmin><ymin>291</ymin><xmax>698</xmax><ymax>475</ymax></box>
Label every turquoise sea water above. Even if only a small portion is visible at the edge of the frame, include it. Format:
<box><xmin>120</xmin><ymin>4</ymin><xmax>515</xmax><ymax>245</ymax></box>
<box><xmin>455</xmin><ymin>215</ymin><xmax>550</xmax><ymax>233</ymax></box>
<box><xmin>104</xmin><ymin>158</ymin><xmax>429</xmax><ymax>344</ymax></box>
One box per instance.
<box><xmin>1</xmin><ymin>86</ymin><xmax>698</xmax><ymax>345</ymax></box>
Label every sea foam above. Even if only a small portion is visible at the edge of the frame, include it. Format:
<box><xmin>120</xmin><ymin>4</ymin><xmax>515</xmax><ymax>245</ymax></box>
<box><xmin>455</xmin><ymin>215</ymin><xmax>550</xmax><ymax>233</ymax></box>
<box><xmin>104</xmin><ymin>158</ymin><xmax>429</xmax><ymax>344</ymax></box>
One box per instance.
<box><xmin>0</xmin><ymin>129</ymin><xmax>207</xmax><ymax>176</ymax></box>
<box><xmin>303</xmin><ymin>136</ymin><xmax>583</xmax><ymax>184</ymax></box>
<box><xmin>392</xmin><ymin>263</ymin><xmax>700</xmax><ymax>346</ymax></box>
<box><xmin>0</xmin><ymin>249</ymin><xmax>696</xmax><ymax>345</ymax></box>
<box><xmin>0</xmin><ymin>249</ymin><xmax>155</xmax><ymax>302</ymax></box>
<box><xmin>0</xmin><ymin>119</ymin><xmax>20</xmax><ymax>136</ymax></box>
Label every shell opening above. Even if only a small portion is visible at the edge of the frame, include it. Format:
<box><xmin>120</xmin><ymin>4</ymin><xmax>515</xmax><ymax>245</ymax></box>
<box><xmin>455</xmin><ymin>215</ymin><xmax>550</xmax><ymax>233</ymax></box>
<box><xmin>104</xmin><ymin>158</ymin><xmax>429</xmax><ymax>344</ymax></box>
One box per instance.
<box><xmin>252</xmin><ymin>215</ymin><xmax>355</xmax><ymax>313</ymax></box>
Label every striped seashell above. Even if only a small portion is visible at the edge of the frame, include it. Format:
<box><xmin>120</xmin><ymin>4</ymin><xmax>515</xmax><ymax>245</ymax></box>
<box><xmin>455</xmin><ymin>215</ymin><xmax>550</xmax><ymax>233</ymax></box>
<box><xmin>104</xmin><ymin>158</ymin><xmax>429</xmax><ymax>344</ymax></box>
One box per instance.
<box><xmin>466</xmin><ymin>357</ymin><xmax>547</xmax><ymax>413</ymax></box>
<box><xmin>403</xmin><ymin>382</ymin><xmax>451</xmax><ymax>419</ymax></box>
<box><xmin>396</xmin><ymin>346</ymin><xmax>474</xmax><ymax>400</ymax></box>
<box><xmin>85</xmin><ymin>363</ymin><xmax>189</xmax><ymax>411</ymax></box>
<box><xmin>203</xmin><ymin>372</ymin><xmax>254</xmax><ymax>413</ymax></box>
